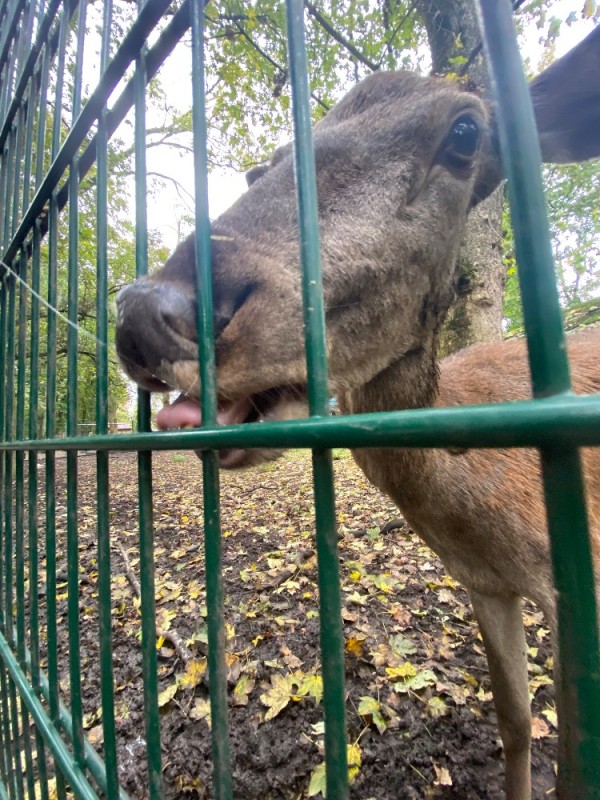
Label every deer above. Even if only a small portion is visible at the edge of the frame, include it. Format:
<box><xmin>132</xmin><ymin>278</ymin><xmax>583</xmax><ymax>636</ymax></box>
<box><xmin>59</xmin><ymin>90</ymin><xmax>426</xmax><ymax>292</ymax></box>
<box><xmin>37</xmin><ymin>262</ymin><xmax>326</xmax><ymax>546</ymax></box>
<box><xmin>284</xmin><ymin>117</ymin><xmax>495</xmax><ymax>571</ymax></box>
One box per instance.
<box><xmin>115</xmin><ymin>24</ymin><xmax>600</xmax><ymax>800</ymax></box>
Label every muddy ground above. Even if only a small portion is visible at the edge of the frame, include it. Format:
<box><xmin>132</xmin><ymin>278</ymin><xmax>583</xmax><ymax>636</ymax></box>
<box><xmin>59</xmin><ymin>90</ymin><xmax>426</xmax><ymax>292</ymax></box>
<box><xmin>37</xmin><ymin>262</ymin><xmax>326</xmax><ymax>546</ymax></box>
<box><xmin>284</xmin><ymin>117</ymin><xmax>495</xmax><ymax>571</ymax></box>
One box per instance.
<box><xmin>41</xmin><ymin>449</ymin><xmax>556</xmax><ymax>799</ymax></box>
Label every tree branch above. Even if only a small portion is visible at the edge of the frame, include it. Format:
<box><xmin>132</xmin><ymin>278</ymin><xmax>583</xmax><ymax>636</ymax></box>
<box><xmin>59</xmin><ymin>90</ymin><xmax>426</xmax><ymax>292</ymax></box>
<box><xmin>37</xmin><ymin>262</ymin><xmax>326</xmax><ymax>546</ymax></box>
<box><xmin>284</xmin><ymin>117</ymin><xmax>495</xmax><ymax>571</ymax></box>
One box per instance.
<box><xmin>112</xmin><ymin>540</ymin><xmax>193</xmax><ymax>663</ymax></box>
<box><xmin>233</xmin><ymin>20</ymin><xmax>329</xmax><ymax>111</ymax></box>
<box><xmin>304</xmin><ymin>1</ymin><xmax>380</xmax><ymax>72</ymax></box>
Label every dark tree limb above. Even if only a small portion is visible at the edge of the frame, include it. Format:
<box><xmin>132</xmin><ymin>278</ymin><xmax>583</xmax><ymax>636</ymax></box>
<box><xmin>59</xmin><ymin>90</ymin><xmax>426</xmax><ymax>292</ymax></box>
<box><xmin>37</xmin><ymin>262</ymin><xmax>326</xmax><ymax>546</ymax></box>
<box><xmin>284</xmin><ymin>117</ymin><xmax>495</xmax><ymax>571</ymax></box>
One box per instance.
<box><xmin>304</xmin><ymin>1</ymin><xmax>380</xmax><ymax>72</ymax></box>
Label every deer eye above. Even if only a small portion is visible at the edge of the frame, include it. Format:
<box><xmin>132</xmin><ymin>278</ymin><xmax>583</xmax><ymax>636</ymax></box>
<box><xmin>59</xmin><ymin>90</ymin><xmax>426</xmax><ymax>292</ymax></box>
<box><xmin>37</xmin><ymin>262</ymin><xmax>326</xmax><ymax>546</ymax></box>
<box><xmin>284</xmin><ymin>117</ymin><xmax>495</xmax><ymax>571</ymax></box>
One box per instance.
<box><xmin>440</xmin><ymin>115</ymin><xmax>481</xmax><ymax>171</ymax></box>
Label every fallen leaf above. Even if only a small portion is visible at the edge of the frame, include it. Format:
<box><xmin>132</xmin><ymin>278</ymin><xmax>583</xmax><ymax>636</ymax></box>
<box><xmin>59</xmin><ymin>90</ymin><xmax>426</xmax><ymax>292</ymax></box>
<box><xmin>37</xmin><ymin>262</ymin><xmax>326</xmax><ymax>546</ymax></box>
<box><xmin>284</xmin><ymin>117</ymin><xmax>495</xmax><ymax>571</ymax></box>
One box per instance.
<box><xmin>427</xmin><ymin>696</ymin><xmax>449</xmax><ymax>718</ymax></box>
<box><xmin>260</xmin><ymin>673</ymin><xmax>296</xmax><ymax>720</ymax></box>
<box><xmin>158</xmin><ymin>683</ymin><xmax>179</xmax><ymax>708</ymax></box>
<box><xmin>357</xmin><ymin>696</ymin><xmax>387</xmax><ymax>734</ymax></box>
<box><xmin>190</xmin><ymin>697</ymin><xmax>211</xmax><ymax>727</ymax></box>
<box><xmin>345</xmin><ymin>636</ymin><xmax>365</xmax><ymax>657</ymax></box>
<box><xmin>233</xmin><ymin>673</ymin><xmax>255</xmax><ymax>706</ymax></box>
<box><xmin>308</xmin><ymin>762</ymin><xmax>326</xmax><ymax>797</ymax></box>
<box><xmin>178</xmin><ymin>658</ymin><xmax>207</xmax><ymax>689</ymax></box>
<box><xmin>433</xmin><ymin>764</ymin><xmax>453</xmax><ymax>786</ymax></box>
<box><xmin>297</xmin><ymin>673</ymin><xmax>323</xmax><ymax>704</ymax></box>
<box><xmin>531</xmin><ymin>717</ymin><xmax>550</xmax><ymax>739</ymax></box>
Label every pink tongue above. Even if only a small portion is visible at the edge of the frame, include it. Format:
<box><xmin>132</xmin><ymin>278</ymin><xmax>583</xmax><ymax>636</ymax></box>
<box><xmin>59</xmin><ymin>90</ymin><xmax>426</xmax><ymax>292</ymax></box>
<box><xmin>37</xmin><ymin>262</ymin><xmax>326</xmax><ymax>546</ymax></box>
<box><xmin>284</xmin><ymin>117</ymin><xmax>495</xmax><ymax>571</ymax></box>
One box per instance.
<box><xmin>156</xmin><ymin>395</ymin><xmax>253</xmax><ymax>430</ymax></box>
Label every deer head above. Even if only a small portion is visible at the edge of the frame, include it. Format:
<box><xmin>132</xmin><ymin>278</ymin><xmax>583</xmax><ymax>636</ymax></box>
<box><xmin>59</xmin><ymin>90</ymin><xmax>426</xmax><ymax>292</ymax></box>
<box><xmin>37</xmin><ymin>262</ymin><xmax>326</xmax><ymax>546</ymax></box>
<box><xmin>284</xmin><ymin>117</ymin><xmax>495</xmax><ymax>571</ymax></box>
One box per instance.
<box><xmin>115</xmin><ymin>26</ymin><xmax>600</xmax><ymax>467</ymax></box>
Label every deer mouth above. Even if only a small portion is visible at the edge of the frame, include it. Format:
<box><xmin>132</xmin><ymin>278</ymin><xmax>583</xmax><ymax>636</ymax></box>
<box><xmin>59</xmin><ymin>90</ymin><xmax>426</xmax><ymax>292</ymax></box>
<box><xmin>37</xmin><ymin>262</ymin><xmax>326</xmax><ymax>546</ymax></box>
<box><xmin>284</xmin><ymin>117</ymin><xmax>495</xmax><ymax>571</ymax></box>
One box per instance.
<box><xmin>155</xmin><ymin>386</ymin><xmax>307</xmax><ymax>468</ymax></box>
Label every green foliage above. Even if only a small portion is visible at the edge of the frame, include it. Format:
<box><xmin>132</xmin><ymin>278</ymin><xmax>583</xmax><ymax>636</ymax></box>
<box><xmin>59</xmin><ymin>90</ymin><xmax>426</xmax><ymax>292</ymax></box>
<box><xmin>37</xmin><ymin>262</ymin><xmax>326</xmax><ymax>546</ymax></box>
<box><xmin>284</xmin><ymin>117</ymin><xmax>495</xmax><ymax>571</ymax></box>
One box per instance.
<box><xmin>25</xmin><ymin>108</ymin><xmax>170</xmax><ymax>434</ymax></box>
<box><xmin>201</xmin><ymin>0</ymin><xmax>427</xmax><ymax>170</ymax></box>
<box><xmin>503</xmin><ymin>162</ymin><xmax>600</xmax><ymax>337</ymax></box>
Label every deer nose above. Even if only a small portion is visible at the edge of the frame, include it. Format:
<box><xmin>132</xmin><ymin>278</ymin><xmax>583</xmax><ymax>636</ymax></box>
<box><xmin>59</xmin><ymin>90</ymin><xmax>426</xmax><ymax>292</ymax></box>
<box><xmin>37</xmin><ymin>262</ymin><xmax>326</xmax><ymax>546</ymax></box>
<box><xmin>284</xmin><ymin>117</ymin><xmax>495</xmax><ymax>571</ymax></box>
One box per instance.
<box><xmin>115</xmin><ymin>278</ymin><xmax>198</xmax><ymax>385</ymax></box>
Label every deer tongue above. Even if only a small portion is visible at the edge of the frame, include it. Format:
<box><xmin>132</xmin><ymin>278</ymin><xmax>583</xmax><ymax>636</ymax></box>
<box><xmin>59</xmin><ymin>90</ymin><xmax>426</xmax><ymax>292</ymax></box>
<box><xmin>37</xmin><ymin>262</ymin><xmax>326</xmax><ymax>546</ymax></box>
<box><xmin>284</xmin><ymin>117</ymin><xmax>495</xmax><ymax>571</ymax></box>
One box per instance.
<box><xmin>156</xmin><ymin>395</ymin><xmax>253</xmax><ymax>430</ymax></box>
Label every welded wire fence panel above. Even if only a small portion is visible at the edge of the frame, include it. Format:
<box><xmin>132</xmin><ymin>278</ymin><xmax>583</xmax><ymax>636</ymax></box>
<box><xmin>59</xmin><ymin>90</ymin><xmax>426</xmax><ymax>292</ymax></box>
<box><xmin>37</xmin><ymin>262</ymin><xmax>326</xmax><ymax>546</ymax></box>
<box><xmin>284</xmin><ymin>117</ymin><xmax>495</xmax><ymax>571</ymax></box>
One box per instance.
<box><xmin>0</xmin><ymin>0</ymin><xmax>598</xmax><ymax>799</ymax></box>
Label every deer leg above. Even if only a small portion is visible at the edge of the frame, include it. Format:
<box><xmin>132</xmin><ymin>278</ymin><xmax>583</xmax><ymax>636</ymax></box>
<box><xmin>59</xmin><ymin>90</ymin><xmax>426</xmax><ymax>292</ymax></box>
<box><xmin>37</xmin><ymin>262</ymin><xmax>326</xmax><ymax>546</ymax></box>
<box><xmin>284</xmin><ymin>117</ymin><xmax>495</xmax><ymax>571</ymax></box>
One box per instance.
<box><xmin>470</xmin><ymin>590</ymin><xmax>532</xmax><ymax>800</ymax></box>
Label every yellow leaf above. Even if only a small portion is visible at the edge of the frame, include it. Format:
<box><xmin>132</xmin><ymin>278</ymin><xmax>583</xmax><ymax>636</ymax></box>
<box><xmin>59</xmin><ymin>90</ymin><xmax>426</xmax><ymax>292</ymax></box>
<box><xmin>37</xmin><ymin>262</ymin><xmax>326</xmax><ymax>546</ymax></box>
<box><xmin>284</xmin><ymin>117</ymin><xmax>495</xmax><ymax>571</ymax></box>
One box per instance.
<box><xmin>82</xmin><ymin>708</ymin><xmax>102</xmax><ymax>729</ymax></box>
<box><xmin>542</xmin><ymin>706</ymin><xmax>558</xmax><ymax>729</ymax></box>
<box><xmin>233</xmin><ymin>674</ymin><xmax>255</xmax><ymax>706</ymax></box>
<box><xmin>348</xmin><ymin>742</ymin><xmax>362</xmax><ymax>782</ymax></box>
<box><xmin>297</xmin><ymin>674</ymin><xmax>323</xmax><ymax>704</ymax></box>
<box><xmin>427</xmin><ymin>696</ymin><xmax>449</xmax><ymax>718</ymax></box>
<box><xmin>158</xmin><ymin>683</ymin><xmax>179</xmax><ymax>708</ymax></box>
<box><xmin>345</xmin><ymin>637</ymin><xmax>365</xmax><ymax>657</ymax></box>
<box><xmin>357</xmin><ymin>696</ymin><xmax>386</xmax><ymax>734</ymax></box>
<box><xmin>386</xmin><ymin>662</ymin><xmax>416</xmax><ymax>679</ymax></box>
<box><xmin>178</xmin><ymin>658</ymin><xmax>207</xmax><ymax>689</ymax></box>
<box><xmin>260</xmin><ymin>673</ymin><xmax>295</xmax><ymax>720</ymax></box>
<box><xmin>190</xmin><ymin>697</ymin><xmax>211</xmax><ymax>727</ymax></box>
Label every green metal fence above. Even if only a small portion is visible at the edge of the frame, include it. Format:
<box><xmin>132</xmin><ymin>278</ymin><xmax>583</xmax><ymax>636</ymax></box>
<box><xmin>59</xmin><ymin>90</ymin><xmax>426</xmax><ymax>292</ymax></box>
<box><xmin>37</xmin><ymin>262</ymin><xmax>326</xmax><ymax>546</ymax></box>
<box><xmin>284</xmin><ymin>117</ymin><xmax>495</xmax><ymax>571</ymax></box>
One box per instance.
<box><xmin>0</xmin><ymin>1</ymin><xmax>598</xmax><ymax>799</ymax></box>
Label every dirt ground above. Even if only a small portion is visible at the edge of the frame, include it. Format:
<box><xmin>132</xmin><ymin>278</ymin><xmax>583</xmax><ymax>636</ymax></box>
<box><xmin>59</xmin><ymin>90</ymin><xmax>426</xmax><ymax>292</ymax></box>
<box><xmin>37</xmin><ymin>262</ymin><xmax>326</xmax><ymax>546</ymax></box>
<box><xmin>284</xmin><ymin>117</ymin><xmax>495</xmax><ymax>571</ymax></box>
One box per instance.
<box><xmin>43</xmin><ymin>449</ymin><xmax>557</xmax><ymax>799</ymax></box>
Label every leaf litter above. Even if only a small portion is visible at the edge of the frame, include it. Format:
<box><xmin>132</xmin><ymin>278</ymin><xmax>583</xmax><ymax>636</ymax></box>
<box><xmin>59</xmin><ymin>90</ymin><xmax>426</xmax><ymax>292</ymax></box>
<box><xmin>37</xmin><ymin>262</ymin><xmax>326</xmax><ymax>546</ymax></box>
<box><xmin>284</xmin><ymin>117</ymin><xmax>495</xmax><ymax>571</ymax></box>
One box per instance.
<box><xmin>36</xmin><ymin>449</ymin><xmax>557</xmax><ymax>799</ymax></box>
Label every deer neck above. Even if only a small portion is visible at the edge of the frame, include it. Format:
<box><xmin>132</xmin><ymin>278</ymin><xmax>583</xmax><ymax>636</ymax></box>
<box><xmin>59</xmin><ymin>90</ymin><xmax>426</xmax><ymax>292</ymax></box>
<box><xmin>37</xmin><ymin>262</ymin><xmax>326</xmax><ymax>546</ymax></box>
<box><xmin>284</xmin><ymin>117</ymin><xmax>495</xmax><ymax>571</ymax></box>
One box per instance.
<box><xmin>339</xmin><ymin>340</ymin><xmax>440</xmax><ymax>417</ymax></box>
<box><xmin>338</xmin><ymin>339</ymin><xmax>444</xmax><ymax>511</ymax></box>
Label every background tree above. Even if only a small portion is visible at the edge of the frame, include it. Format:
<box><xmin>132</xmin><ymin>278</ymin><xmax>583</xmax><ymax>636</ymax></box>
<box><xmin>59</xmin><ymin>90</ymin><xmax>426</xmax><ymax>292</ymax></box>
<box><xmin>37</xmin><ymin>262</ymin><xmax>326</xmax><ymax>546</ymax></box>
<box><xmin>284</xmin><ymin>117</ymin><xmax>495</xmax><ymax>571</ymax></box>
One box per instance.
<box><xmin>504</xmin><ymin>160</ymin><xmax>600</xmax><ymax>336</ymax></box>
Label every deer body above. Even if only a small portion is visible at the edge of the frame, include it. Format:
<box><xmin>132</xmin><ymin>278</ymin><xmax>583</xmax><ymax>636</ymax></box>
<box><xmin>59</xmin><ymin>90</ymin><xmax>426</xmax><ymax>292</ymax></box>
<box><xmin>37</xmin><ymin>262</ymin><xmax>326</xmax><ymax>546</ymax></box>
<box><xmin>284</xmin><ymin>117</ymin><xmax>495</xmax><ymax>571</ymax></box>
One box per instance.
<box><xmin>345</xmin><ymin>329</ymin><xmax>600</xmax><ymax>799</ymax></box>
<box><xmin>115</xmin><ymin>25</ymin><xmax>600</xmax><ymax>799</ymax></box>
<box><xmin>347</xmin><ymin>331</ymin><xmax>600</xmax><ymax>613</ymax></box>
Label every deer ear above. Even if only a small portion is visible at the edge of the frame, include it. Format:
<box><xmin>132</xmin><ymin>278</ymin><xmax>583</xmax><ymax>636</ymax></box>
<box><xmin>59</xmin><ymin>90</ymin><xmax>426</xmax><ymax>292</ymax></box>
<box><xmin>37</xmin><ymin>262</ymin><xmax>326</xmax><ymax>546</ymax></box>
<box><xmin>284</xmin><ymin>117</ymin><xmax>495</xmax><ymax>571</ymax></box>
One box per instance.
<box><xmin>470</xmin><ymin>25</ymin><xmax>600</xmax><ymax>207</ymax></box>
<box><xmin>530</xmin><ymin>25</ymin><xmax>600</xmax><ymax>164</ymax></box>
<box><xmin>245</xmin><ymin>165</ymin><xmax>269</xmax><ymax>187</ymax></box>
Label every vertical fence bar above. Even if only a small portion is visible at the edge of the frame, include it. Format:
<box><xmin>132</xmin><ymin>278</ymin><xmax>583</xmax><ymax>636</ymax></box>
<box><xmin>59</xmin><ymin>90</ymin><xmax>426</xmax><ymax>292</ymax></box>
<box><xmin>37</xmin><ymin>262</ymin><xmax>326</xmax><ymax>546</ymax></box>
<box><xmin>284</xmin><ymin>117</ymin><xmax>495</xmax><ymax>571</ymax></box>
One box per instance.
<box><xmin>477</xmin><ymin>1</ymin><xmax>600</xmax><ymax>796</ymax></box>
<box><xmin>15</xmin><ymin>14</ymin><xmax>39</xmax><ymax>792</ymax></box>
<box><xmin>0</xmin><ymin>266</ymin><xmax>9</xmax><ymax>794</ymax></box>
<box><xmin>0</xmin><ymin>274</ymin><xmax>17</xmax><ymax>800</ymax></box>
<box><xmin>0</xmin><ymin>18</ymin><xmax>24</xmax><ymax>800</ymax></box>
<box><xmin>189</xmin><ymin>3</ymin><xmax>233</xmax><ymax>798</ymax></box>
<box><xmin>45</xmin><ymin>9</ymin><xmax>69</xmax><ymax>796</ymax></box>
<box><xmin>95</xmin><ymin>2</ymin><xmax>119</xmax><ymax>797</ymax></box>
<box><xmin>0</xmin><ymin>4</ymin><xmax>21</xmax><ymax>127</ymax></box>
<box><xmin>3</xmin><ymin>129</ymin><xmax>16</xmax><ymax>248</ymax></box>
<box><xmin>4</xmin><ymin>273</ymin><xmax>24</xmax><ymax>800</ymax></box>
<box><xmin>15</xmin><ymin>245</ymin><xmax>36</xmax><ymax>800</ymax></box>
<box><xmin>28</xmin><ymin>224</ymin><xmax>49</xmax><ymax>800</ymax></box>
<box><xmin>28</xmin><ymin>25</ymin><xmax>50</xmax><ymax>800</ymax></box>
<box><xmin>44</xmin><ymin>198</ymin><xmax>66</xmax><ymax>800</ymax></box>
<box><xmin>65</xmin><ymin>0</ymin><xmax>88</xmax><ymax>771</ymax></box>
<box><xmin>10</xmin><ymin>101</ymin><xmax>26</xmax><ymax>243</ymax></box>
<box><xmin>0</xmin><ymin>115</ymin><xmax>13</xmax><ymax>800</ymax></box>
<box><xmin>285</xmin><ymin>3</ymin><xmax>348</xmax><ymax>799</ymax></box>
<box><xmin>134</xmin><ymin>5</ymin><xmax>163</xmax><ymax>795</ymax></box>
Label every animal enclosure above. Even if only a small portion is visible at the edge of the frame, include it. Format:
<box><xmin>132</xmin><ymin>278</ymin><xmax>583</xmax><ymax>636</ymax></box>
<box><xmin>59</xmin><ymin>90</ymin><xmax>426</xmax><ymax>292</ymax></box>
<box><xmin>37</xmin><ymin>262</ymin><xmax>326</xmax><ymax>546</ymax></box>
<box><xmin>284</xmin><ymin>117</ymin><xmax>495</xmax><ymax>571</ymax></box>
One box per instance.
<box><xmin>0</xmin><ymin>1</ymin><xmax>599</xmax><ymax>799</ymax></box>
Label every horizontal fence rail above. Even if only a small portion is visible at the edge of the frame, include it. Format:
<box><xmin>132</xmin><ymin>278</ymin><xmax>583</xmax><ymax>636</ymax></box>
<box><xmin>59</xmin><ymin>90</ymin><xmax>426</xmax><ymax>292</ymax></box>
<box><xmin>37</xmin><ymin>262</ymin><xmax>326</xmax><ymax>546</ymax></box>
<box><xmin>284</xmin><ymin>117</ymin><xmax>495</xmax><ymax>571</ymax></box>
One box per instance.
<box><xmin>0</xmin><ymin>0</ymin><xmax>597</xmax><ymax>799</ymax></box>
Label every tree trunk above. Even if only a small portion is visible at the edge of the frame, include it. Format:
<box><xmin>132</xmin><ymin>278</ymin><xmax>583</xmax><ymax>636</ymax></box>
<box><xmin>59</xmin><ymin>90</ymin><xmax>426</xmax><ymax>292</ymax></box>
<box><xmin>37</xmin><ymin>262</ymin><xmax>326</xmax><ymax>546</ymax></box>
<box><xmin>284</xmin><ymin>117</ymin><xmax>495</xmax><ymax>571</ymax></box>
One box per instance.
<box><xmin>417</xmin><ymin>0</ymin><xmax>506</xmax><ymax>355</ymax></box>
